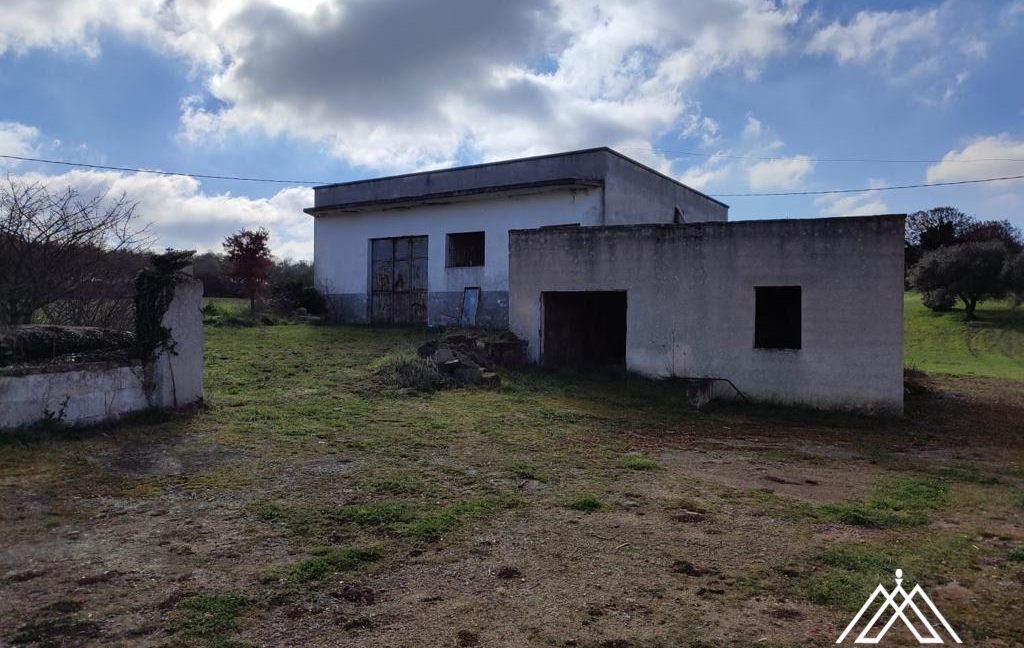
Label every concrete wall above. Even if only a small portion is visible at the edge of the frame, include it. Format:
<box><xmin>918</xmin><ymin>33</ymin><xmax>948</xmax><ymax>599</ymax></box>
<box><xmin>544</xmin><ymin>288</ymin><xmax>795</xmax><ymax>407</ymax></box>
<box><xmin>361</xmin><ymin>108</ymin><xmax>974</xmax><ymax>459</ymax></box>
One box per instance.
<box><xmin>0</xmin><ymin>277</ymin><xmax>204</xmax><ymax>429</ymax></box>
<box><xmin>603</xmin><ymin>153</ymin><xmax>728</xmax><ymax>225</ymax></box>
<box><xmin>311</xmin><ymin>149</ymin><xmax>728</xmax><ymax>326</ymax></box>
<box><xmin>508</xmin><ymin>216</ymin><xmax>905</xmax><ymax>413</ymax></box>
<box><xmin>315</xmin><ymin>187</ymin><xmax>603</xmax><ymax>326</ymax></box>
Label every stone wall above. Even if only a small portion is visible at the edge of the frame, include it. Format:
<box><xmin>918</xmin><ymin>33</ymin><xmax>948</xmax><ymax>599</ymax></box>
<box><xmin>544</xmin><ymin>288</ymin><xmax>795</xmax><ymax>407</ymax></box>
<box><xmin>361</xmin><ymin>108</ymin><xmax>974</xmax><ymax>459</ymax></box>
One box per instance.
<box><xmin>508</xmin><ymin>216</ymin><xmax>905</xmax><ymax>414</ymax></box>
<box><xmin>0</xmin><ymin>277</ymin><xmax>204</xmax><ymax>429</ymax></box>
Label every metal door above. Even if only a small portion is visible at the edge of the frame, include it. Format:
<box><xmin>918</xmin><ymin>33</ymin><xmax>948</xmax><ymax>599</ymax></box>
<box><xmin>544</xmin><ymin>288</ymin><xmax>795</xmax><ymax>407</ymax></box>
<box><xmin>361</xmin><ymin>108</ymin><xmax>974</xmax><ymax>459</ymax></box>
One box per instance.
<box><xmin>370</xmin><ymin>236</ymin><xmax>427</xmax><ymax>324</ymax></box>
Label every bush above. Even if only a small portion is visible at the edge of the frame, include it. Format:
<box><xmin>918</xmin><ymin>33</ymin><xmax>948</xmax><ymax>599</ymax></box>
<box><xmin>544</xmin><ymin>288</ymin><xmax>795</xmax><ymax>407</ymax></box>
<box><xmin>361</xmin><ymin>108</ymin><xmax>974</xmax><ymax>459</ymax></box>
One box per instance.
<box><xmin>921</xmin><ymin>288</ymin><xmax>956</xmax><ymax>312</ymax></box>
<box><xmin>372</xmin><ymin>354</ymin><xmax>451</xmax><ymax>392</ymax></box>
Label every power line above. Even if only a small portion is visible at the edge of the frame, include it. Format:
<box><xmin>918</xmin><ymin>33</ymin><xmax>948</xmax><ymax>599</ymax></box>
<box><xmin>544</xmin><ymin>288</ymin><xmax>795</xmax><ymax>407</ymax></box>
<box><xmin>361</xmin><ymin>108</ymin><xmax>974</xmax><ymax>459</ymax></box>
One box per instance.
<box><xmin>0</xmin><ymin>153</ymin><xmax>327</xmax><ymax>185</ymax></box>
<box><xmin>615</xmin><ymin>145</ymin><xmax>1024</xmax><ymax>165</ymax></box>
<box><xmin>714</xmin><ymin>174</ymin><xmax>1024</xmax><ymax>197</ymax></box>
<box><xmin>3</xmin><ymin>152</ymin><xmax>1024</xmax><ymax>197</ymax></box>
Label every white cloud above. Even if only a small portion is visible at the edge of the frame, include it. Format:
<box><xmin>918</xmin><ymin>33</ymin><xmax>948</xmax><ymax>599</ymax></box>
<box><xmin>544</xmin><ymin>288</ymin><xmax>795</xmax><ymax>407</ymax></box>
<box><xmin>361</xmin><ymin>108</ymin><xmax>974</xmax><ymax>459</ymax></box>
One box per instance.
<box><xmin>807</xmin><ymin>7</ymin><xmax>939</xmax><ymax>64</ymax></box>
<box><xmin>814</xmin><ymin>180</ymin><xmax>889</xmax><ymax>217</ymax></box>
<box><xmin>0</xmin><ymin>0</ymin><xmax>801</xmax><ymax>173</ymax></box>
<box><xmin>741</xmin><ymin>116</ymin><xmax>763</xmax><ymax>138</ymax></box>
<box><xmin>925</xmin><ymin>135</ymin><xmax>1024</xmax><ymax>186</ymax></box>
<box><xmin>0</xmin><ymin>122</ymin><xmax>41</xmax><ymax>172</ymax></box>
<box><xmin>747</xmin><ymin>156</ymin><xmax>813</xmax><ymax>190</ymax></box>
<box><xmin>10</xmin><ymin>168</ymin><xmax>313</xmax><ymax>259</ymax></box>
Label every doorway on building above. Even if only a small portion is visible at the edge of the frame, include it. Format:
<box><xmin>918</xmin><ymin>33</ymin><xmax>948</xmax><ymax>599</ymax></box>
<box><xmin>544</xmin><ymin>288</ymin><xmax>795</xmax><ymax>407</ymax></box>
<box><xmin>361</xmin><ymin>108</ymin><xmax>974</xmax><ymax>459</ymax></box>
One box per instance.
<box><xmin>370</xmin><ymin>236</ymin><xmax>428</xmax><ymax>324</ymax></box>
<box><xmin>542</xmin><ymin>291</ymin><xmax>627</xmax><ymax>368</ymax></box>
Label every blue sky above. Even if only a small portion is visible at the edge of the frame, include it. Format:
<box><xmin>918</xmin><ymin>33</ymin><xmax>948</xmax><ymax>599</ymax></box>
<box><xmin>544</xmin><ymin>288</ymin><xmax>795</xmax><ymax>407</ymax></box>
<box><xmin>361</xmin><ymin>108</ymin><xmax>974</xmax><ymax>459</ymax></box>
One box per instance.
<box><xmin>1</xmin><ymin>0</ymin><xmax>1022</xmax><ymax>259</ymax></box>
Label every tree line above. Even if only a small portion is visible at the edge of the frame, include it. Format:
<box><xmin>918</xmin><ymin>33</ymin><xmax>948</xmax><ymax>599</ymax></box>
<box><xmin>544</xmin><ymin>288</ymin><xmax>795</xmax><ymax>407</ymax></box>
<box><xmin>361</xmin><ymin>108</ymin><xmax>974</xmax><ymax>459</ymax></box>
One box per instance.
<box><xmin>905</xmin><ymin>207</ymin><xmax>1023</xmax><ymax>319</ymax></box>
<box><xmin>1</xmin><ymin>179</ymin><xmax>322</xmax><ymax>328</ymax></box>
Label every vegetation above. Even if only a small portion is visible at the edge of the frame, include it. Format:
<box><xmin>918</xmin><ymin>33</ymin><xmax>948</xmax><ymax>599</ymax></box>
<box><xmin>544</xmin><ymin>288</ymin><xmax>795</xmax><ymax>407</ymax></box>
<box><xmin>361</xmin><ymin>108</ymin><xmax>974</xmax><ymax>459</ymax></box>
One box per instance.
<box><xmin>223</xmin><ymin>227</ymin><xmax>273</xmax><ymax>316</ymax></box>
<box><xmin>2</xmin><ymin>315</ymin><xmax>1022</xmax><ymax>645</ymax></box>
<box><xmin>0</xmin><ymin>178</ymin><xmax>149</xmax><ymax>326</ymax></box>
<box><xmin>911</xmin><ymin>242</ymin><xmax>1012</xmax><ymax>319</ymax></box>
<box><xmin>904</xmin><ymin>292</ymin><xmax>1024</xmax><ymax>379</ymax></box>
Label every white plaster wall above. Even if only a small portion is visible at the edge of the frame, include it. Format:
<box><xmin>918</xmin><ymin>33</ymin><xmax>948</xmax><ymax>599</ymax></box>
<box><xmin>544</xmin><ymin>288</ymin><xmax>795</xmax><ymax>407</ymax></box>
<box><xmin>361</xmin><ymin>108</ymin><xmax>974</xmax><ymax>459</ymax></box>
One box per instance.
<box><xmin>0</xmin><ymin>364</ymin><xmax>148</xmax><ymax>428</ymax></box>
<box><xmin>0</xmin><ymin>276</ymin><xmax>204</xmax><ymax>430</ymax></box>
<box><xmin>313</xmin><ymin>187</ymin><xmax>602</xmax><ymax>297</ymax></box>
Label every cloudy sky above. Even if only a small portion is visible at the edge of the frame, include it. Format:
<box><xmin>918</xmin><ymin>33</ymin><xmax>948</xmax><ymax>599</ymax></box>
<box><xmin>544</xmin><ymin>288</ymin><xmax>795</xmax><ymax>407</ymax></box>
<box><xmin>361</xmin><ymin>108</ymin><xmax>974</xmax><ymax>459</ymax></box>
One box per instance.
<box><xmin>1</xmin><ymin>0</ymin><xmax>1022</xmax><ymax>259</ymax></box>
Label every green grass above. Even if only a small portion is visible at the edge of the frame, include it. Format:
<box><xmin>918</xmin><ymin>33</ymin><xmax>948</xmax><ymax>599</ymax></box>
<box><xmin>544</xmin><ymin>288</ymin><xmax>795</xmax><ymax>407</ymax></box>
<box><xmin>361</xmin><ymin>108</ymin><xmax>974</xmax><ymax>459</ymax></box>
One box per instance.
<box><xmin>801</xmin><ymin>534</ymin><xmax>977</xmax><ymax>610</ymax></box>
<box><xmin>273</xmin><ymin>547</ymin><xmax>382</xmax><ymax>584</ymax></box>
<box><xmin>566</xmin><ymin>495</ymin><xmax>603</xmax><ymax>512</ymax></box>
<box><xmin>904</xmin><ymin>292</ymin><xmax>1024</xmax><ymax>379</ymax></box>
<box><xmin>170</xmin><ymin>592</ymin><xmax>252</xmax><ymax>644</ymax></box>
<box><xmin>1009</xmin><ymin>546</ymin><xmax>1024</xmax><ymax>562</ymax></box>
<box><xmin>820</xmin><ymin>476</ymin><xmax>949</xmax><ymax>528</ymax></box>
<box><xmin>621</xmin><ymin>454</ymin><xmax>660</xmax><ymax>471</ymax></box>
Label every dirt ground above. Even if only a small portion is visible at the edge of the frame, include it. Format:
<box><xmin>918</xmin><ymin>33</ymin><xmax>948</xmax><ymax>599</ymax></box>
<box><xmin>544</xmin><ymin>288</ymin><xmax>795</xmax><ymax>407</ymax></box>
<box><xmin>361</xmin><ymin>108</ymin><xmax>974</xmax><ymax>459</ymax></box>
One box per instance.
<box><xmin>1</xmin><ymin>326</ymin><xmax>1022</xmax><ymax>647</ymax></box>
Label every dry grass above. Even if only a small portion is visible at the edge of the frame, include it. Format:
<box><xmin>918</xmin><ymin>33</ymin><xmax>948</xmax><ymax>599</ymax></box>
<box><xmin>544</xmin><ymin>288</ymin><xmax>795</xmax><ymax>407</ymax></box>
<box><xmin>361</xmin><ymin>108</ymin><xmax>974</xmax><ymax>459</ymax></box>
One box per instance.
<box><xmin>0</xmin><ymin>324</ymin><xmax>1021</xmax><ymax>647</ymax></box>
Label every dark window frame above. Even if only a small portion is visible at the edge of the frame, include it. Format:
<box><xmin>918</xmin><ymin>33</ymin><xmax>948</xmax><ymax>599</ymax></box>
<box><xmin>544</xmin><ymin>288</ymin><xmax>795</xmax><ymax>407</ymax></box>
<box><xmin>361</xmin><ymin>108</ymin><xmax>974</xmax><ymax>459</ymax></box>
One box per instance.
<box><xmin>446</xmin><ymin>231</ymin><xmax>486</xmax><ymax>268</ymax></box>
<box><xmin>754</xmin><ymin>286</ymin><xmax>802</xmax><ymax>350</ymax></box>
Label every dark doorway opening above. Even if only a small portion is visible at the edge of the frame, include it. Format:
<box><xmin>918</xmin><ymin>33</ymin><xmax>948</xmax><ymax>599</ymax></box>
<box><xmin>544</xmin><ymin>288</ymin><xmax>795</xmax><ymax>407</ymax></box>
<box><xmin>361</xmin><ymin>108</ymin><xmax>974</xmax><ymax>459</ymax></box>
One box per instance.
<box><xmin>542</xmin><ymin>291</ymin><xmax>627</xmax><ymax>368</ymax></box>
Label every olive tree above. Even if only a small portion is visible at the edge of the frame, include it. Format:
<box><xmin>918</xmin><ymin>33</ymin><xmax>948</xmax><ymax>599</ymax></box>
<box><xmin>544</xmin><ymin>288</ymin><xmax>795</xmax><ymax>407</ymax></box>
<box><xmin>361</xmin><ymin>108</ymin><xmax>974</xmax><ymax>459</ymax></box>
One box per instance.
<box><xmin>911</xmin><ymin>241</ymin><xmax>1009</xmax><ymax>319</ymax></box>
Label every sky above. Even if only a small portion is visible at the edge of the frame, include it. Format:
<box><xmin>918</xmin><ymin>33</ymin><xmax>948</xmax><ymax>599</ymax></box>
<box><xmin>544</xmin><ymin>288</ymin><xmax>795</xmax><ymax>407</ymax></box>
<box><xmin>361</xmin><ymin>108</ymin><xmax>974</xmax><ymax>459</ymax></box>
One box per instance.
<box><xmin>1</xmin><ymin>0</ymin><xmax>1022</xmax><ymax>260</ymax></box>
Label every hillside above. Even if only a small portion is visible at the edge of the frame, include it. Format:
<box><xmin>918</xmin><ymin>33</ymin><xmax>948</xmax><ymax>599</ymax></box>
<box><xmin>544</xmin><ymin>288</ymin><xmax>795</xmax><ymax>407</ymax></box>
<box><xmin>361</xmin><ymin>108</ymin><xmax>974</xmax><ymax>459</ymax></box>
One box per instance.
<box><xmin>905</xmin><ymin>292</ymin><xmax>1024</xmax><ymax>380</ymax></box>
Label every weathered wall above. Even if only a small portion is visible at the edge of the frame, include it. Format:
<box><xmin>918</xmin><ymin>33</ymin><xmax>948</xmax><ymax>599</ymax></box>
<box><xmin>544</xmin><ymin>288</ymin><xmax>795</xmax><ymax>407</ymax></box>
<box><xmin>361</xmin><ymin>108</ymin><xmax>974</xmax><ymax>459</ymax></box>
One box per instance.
<box><xmin>603</xmin><ymin>153</ymin><xmax>728</xmax><ymax>225</ymax></box>
<box><xmin>508</xmin><ymin>216</ymin><xmax>905</xmax><ymax>413</ymax></box>
<box><xmin>311</xmin><ymin>148</ymin><xmax>729</xmax><ymax>326</ymax></box>
<box><xmin>315</xmin><ymin>188</ymin><xmax>603</xmax><ymax>326</ymax></box>
<box><xmin>0</xmin><ymin>277</ymin><xmax>204</xmax><ymax>429</ymax></box>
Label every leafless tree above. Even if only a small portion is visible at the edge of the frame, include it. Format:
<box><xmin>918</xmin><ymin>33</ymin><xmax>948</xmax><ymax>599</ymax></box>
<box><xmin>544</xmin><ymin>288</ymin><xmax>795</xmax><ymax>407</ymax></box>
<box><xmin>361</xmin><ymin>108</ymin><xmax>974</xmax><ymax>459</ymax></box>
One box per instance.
<box><xmin>0</xmin><ymin>178</ymin><xmax>152</xmax><ymax>326</ymax></box>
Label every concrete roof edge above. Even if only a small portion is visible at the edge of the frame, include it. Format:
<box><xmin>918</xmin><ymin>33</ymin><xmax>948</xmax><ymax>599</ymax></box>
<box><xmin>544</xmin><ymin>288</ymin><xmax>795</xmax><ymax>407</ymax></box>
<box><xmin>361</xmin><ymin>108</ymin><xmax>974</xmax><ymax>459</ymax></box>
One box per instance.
<box><xmin>305</xmin><ymin>178</ymin><xmax>604</xmax><ymax>216</ymax></box>
<box><xmin>508</xmin><ymin>213</ymin><xmax>907</xmax><ymax>235</ymax></box>
<box><xmin>307</xmin><ymin>146</ymin><xmax>728</xmax><ymax>209</ymax></box>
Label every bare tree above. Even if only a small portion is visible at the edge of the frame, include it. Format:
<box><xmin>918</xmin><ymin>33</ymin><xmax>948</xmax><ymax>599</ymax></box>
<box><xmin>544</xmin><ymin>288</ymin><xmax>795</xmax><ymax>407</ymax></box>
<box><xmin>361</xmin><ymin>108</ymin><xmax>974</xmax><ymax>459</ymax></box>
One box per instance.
<box><xmin>0</xmin><ymin>178</ymin><xmax>151</xmax><ymax>326</ymax></box>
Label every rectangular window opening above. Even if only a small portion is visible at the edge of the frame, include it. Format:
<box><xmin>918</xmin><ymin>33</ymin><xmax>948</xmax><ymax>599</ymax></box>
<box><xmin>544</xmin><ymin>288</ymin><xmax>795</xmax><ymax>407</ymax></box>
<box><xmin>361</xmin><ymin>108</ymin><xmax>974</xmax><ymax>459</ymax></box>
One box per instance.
<box><xmin>754</xmin><ymin>286</ymin><xmax>801</xmax><ymax>350</ymax></box>
<box><xmin>446</xmin><ymin>231</ymin><xmax>485</xmax><ymax>267</ymax></box>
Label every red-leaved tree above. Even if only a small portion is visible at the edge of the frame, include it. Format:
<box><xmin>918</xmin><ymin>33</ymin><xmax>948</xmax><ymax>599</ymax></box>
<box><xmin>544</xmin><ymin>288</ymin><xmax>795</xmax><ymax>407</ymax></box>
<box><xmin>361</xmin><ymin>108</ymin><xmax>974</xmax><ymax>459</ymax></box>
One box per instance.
<box><xmin>223</xmin><ymin>227</ymin><xmax>273</xmax><ymax>315</ymax></box>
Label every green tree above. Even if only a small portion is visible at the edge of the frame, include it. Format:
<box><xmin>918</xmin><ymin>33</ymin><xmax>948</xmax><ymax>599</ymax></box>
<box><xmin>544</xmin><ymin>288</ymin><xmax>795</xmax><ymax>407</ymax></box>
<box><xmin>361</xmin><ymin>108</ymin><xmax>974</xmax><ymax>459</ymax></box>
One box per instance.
<box><xmin>911</xmin><ymin>241</ymin><xmax>1009</xmax><ymax>319</ymax></box>
<box><xmin>223</xmin><ymin>227</ymin><xmax>273</xmax><ymax>315</ymax></box>
<box><xmin>1004</xmin><ymin>251</ymin><xmax>1024</xmax><ymax>303</ymax></box>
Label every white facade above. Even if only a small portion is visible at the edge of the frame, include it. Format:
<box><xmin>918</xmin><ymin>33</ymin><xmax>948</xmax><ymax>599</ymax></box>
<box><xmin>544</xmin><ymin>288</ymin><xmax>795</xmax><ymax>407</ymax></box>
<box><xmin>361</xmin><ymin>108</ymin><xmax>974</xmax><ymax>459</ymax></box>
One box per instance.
<box><xmin>314</xmin><ymin>187</ymin><xmax>602</xmax><ymax>308</ymax></box>
<box><xmin>309</xmin><ymin>148</ymin><xmax>729</xmax><ymax>327</ymax></box>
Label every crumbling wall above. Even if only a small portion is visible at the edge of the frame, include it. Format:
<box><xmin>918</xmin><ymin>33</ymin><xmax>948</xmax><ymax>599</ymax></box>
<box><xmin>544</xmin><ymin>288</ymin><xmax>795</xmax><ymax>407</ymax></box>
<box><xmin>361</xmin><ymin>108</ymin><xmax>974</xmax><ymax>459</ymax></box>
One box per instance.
<box><xmin>0</xmin><ymin>277</ymin><xmax>204</xmax><ymax>429</ymax></box>
<box><xmin>508</xmin><ymin>216</ymin><xmax>905</xmax><ymax>414</ymax></box>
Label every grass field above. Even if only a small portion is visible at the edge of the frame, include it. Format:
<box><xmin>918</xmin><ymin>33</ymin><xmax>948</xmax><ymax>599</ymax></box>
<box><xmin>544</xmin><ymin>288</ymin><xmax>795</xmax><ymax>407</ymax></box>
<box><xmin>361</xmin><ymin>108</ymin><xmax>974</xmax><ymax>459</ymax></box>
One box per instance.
<box><xmin>904</xmin><ymin>293</ymin><xmax>1024</xmax><ymax>380</ymax></box>
<box><xmin>1</xmin><ymin>322</ymin><xmax>1022</xmax><ymax>647</ymax></box>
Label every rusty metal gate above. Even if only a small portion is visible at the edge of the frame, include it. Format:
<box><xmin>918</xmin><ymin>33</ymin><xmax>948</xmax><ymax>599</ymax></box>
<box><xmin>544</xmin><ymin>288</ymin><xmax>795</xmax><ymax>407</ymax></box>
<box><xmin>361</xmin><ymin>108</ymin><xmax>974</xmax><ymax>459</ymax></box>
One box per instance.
<box><xmin>370</xmin><ymin>236</ymin><xmax>428</xmax><ymax>324</ymax></box>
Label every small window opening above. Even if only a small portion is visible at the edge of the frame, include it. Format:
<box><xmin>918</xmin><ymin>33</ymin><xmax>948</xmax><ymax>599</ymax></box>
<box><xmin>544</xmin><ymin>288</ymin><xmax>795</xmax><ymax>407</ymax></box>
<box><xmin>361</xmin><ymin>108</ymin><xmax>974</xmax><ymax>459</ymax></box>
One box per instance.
<box><xmin>446</xmin><ymin>231</ymin><xmax>485</xmax><ymax>267</ymax></box>
<box><xmin>754</xmin><ymin>286</ymin><xmax>801</xmax><ymax>350</ymax></box>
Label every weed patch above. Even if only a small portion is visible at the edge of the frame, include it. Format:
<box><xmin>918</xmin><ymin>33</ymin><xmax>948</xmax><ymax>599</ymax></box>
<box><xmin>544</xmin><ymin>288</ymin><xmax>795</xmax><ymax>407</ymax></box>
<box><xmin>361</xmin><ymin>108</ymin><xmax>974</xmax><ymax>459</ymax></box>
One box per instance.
<box><xmin>169</xmin><ymin>592</ymin><xmax>251</xmax><ymax>643</ymax></box>
<box><xmin>621</xmin><ymin>455</ymin><xmax>660</xmax><ymax>471</ymax></box>
<box><xmin>820</xmin><ymin>476</ymin><xmax>949</xmax><ymax>528</ymax></box>
<box><xmin>799</xmin><ymin>535</ymin><xmax>976</xmax><ymax>610</ymax></box>
<box><xmin>270</xmin><ymin>547</ymin><xmax>382</xmax><ymax>584</ymax></box>
<box><xmin>566</xmin><ymin>495</ymin><xmax>603</xmax><ymax>512</ymax></box>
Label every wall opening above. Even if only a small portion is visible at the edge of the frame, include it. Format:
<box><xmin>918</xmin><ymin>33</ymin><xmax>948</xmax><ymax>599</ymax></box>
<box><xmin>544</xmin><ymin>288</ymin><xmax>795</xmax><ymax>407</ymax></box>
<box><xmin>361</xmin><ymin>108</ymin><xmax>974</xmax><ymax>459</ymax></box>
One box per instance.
<box><xmin>446</xmin><ymin>231</ymin><xmax>485</xmax><ymax>267</ymax></box>
<box><xmin>754</xmin><ymin>286</ymin><xmax>801</xmax><ymax>349</ymax></box>
<box><xmin>542</xmin><ymin>291</ymin><xmax>626</xmax><ymax>368</ymax></box>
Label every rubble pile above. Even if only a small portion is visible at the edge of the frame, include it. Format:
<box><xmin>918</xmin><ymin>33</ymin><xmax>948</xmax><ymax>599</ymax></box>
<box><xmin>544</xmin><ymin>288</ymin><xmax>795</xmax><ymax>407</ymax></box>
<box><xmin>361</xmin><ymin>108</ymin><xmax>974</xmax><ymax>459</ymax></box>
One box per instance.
<box><xmin>416</xmin><ymin>331</ymin><xmax>527</xmax><ymax>388</ymax></box>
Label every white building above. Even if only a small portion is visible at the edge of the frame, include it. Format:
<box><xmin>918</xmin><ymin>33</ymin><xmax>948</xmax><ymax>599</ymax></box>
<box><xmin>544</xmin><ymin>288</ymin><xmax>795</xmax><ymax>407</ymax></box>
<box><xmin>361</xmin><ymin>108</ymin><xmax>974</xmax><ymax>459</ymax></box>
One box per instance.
<box><xmin>306</xmin><ymin>148</ymin><xmax>728</xmax><ymax>327</ymax></box>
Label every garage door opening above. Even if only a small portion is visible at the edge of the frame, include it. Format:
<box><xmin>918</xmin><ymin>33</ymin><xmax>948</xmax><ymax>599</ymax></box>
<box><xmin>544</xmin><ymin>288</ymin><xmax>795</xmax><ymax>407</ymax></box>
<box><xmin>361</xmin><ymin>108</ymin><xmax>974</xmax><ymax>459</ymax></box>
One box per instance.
<box><xmin>542</xmin><ymin>291</ymin><xmax>627</xmax><ymax>368</ymax></box>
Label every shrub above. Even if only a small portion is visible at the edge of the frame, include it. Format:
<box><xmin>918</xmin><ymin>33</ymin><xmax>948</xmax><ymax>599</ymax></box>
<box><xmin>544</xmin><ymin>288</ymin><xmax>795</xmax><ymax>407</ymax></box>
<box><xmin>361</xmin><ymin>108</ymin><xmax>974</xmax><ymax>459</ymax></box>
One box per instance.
<box><xmin>921</xmin><ymin>288</ymin><xmax>956</xmax><ymax>312</ymax></box>
<box><xmin>567</xmin><ymin>496</ymin><xmax>603</xmax><ymax>512</ymax></box>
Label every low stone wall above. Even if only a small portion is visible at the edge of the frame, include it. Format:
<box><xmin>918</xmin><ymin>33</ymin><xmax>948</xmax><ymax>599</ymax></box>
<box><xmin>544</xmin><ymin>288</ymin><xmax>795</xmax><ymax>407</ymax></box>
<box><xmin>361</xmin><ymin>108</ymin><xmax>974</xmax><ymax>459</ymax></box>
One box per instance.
<box><xmin>0</xmin><ymin>278</ymin><xmax>204</xmax><ymax>430</ymax></box>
